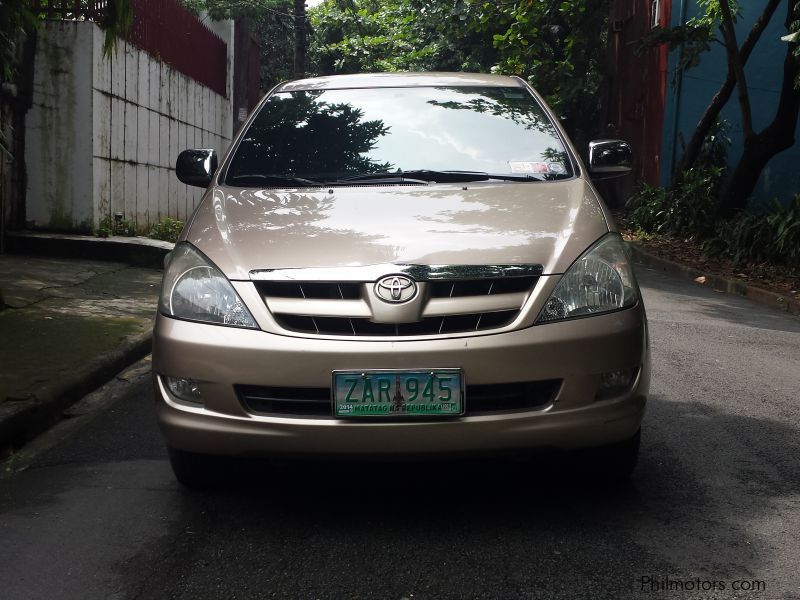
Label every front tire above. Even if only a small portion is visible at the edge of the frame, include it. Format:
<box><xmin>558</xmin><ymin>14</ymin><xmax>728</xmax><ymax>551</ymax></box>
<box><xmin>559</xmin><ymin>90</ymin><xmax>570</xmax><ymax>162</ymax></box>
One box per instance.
<box><xmin>595</xmin><ymin>429</ymin><xmax>641</xmax><ymax>481</ymax></box>
<box><xmin>167</xmin><ymin>447</ymin><xmax>229</xmax><ymax>488</ymax></box>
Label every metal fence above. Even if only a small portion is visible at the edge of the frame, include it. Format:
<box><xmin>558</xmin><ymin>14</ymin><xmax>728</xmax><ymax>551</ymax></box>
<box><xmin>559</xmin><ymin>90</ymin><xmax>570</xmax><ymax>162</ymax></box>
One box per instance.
<box><xmin>128</xmin><ymin>0</ymin><xmax>227</xmax><ymax>97</ymax></box>
<box><xmin>30</xmin><ymin>0</ymin><xmax>106</xmax><ymax>20</ymax></box>
<box><xmin>30</xmin><ymin>0</ymin><xmax>228</xmax><ymax>97</ymax></box>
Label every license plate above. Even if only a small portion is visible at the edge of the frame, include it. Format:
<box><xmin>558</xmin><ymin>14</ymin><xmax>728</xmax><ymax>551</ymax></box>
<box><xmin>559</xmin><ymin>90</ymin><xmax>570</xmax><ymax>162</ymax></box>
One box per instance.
<box><xmin>333</xmin><ymin>369</ymin><xmax>464</xmax><ymax>418</ymax></box>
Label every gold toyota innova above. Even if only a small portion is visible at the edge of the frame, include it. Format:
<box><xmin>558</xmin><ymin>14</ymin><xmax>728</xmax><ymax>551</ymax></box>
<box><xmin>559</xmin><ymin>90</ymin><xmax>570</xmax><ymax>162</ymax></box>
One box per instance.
<box><xmin>155</xmin><ymin>72</ymin><xmax>649</xmax><ymax>486</ymax></box>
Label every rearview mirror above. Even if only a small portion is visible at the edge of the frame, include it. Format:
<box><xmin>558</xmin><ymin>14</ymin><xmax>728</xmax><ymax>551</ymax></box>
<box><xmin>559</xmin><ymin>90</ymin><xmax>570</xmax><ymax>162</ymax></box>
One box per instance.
<box><xmin>588</xmin><ymin>140</ymin><xmax>632</xmax><ymax>177</ymax></box>
<box><xmin>176</xmin><ymin>149</ymin><xmax>218</xmax><ymax>188</ymax></box>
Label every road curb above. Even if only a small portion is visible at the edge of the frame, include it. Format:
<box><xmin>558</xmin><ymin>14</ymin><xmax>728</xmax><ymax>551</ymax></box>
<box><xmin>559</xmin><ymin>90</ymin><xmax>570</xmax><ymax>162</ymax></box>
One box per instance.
<box><xmin>0</xmin><ymin>330</ymin><xmax>152</xmax><ymax>454</ymax></box>
<box><xmin>6</xmin><ymin>231</ymin><xmax>173</xmax><ymax>268</ymax></box>
<box><xmin>629</xmin><ymin>242</ymin><xmax>800</xmax><ymax>317</ymax></box>
<box><xmin>1</xmin><ymin>232</ymin><xmax>167</xmax><ymax>456</ymax></box>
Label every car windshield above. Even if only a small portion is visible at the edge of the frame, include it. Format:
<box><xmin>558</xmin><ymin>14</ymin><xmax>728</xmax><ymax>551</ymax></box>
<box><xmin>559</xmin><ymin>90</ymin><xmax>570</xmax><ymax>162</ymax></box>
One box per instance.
<box><xmin>224</xmin><ymin>85</ymin><xmax>574</xmax><ymax>186</ymax></box>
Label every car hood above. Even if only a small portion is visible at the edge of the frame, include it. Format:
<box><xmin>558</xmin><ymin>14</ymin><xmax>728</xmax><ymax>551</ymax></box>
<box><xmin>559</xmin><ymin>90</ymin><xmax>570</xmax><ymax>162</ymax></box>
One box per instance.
<box><xmin>185</xmin><ymin>179</ymin><xmax>610</xmax><ymax>280</ymax></box>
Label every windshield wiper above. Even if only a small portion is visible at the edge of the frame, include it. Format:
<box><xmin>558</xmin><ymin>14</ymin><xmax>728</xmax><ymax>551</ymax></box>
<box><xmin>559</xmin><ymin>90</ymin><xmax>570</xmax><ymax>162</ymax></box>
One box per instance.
<box><xmin>330</xmin><ymin>172</ymin><xmax>430</xmax><ymax>185</ymax></box>
<box><xmin>433</xmin><ymin>170</ymin><xmax>551</xmax><ymax>182</ymax></box>
<box><xmin>227</xmin><ymin>174</ymin><xmax>323</xmax><ymax>187</ymax></box>
<box><xmin>331</xmin><ymin>170</ymin><xmax>550</xmax><ymax>184</ymax></box>
<box><xmin>228</xmin><ymin>170</ymin><xmax>557</xmax><ymax>187</ymax></box>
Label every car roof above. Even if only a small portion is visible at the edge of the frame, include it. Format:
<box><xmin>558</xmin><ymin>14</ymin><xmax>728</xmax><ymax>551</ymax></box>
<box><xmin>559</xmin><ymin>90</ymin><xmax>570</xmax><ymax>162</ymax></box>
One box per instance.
<box><xmin>277</xmin><ymin>72</ymin><xmax>525</xmax><ymax>92</ymax></box>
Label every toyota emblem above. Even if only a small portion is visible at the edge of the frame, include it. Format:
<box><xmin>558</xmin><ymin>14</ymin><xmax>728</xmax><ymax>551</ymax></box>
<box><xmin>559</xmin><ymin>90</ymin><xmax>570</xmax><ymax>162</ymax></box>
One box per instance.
<box><xmin>375</xmin><ymin>275</ymin><xmax>417</xmax><ymax>303</ymax></box>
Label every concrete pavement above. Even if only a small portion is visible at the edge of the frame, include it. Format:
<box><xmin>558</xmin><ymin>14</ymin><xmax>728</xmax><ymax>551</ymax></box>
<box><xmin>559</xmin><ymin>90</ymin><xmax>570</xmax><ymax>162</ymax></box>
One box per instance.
<box><xmin>0</xmin><ymin>252</ymin><xmax>162</xmax><ymax>457</ymax></box>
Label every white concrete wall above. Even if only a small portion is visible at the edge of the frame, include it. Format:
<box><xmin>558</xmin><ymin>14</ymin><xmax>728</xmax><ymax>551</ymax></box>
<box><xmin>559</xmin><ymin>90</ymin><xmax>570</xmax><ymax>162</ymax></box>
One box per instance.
<box><xmin>26</xmin><ymin>20</ymin><xmax>233</xmax><ymax>232</ymax></box>
<box><xmin>26</xmin><ymin>22</ymin><xmax>95</xmax><ymax>231</ymax></box>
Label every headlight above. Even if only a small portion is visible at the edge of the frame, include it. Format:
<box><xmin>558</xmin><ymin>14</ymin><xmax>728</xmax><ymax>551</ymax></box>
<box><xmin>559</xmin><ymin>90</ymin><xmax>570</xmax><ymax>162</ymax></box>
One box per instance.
<box><xmin>537</xmin><ymin>233</ymin><xmax>638</xmax><ymax>323</ymax></box>
<box><xmin>159</xmin><ymin>243</ymin><xmax>258</xmax><ymax>328</ymax></box>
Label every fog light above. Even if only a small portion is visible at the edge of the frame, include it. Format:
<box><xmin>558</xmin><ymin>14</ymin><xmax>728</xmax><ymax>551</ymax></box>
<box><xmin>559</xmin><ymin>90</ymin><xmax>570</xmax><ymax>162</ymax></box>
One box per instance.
<box><xmin>165</xmin><ymin>377</ymin><xmax>203</xmax><ymax>404</ymax></box>
<box><xmin>596</xmin><ymin>368</ymin><xmax>638</xmax><ymax>400</ymax></box>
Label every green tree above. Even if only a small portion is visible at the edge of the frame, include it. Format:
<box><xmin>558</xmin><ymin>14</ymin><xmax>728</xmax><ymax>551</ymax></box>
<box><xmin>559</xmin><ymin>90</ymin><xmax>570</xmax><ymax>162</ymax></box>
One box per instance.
<box><xmin>309</xmin><ymin>0</ymin><xmax>496</xmax><ymax>74</ymax></box>
<box><xmin>228</xmin><ymin>91</ymin><xmax>391</xmax><ymax>178</ymax></box>
<box><xmin>483</xmin><ymin>0</ymin><xmax>611</xmax><ymax>145</ymax></box>
<box><xmin>0</xmin><ymin>1</ymin><xmax>37</xmax><ymax>80</ymax></box>
<box><xmin>308</xmin><ymin>0</ymin><xmax>611</xmax><ymax>143</ymax></box>
<box><xmin>716</xmin><ymin>0</ymin><xmax>800</xmax><ymax>214</ymax></box>
<box><xmin>677</xmin><ymin>2</ymin><xmax>779</xmax><ymax>177</ymax></box>
<box><xmin>644</xmin><ymin>0</ymin><xmax>800</xmax><ymax>215</ymax></box>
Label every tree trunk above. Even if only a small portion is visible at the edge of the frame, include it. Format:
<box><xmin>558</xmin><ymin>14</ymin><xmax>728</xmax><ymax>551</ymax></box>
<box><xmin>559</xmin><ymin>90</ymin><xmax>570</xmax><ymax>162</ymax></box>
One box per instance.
<box><xmin>720</xmin><ymin>39</ymin><xmax>800</xmax><ymax>216</ymax></box>
<box><xmin>677</xmin><ymin>0</ymin><xmax>781</xmax><ymax>174</ymax></box>
<box><xmin>719</xmin><ymin>0</ymin><xmax>754</xmax><ymax>140</ymax></box>
<box><xmin>294</xmin><ymin>0</ymin><xmax>306</xmax><ymax>79</ymax></box>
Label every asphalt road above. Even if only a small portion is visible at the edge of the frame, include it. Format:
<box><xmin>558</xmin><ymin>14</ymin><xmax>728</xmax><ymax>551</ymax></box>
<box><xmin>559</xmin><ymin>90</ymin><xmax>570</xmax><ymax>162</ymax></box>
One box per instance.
<box><xmin>1</xmin><ymin>264</ymin><xmax>799</xmax><ymax>600</ymax></box>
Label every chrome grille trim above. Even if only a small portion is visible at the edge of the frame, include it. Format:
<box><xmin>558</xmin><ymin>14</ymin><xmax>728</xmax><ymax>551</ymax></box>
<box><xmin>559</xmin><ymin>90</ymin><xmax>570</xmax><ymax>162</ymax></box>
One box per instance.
<box><xmin>250</xmin><ymin>263</ymin><xmax>543</xmax><ymax>282</ymax></box>
<box><xmin>264</xmin><ymin>292</ymin><xmax>527</xmax><ymax>319</ymax></box>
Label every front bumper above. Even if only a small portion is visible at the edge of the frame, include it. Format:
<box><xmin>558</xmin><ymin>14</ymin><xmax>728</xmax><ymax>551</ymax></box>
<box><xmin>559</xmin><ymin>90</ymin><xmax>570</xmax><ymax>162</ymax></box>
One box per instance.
<box><xmin>152</xmin><ymin>305</ymin><xmax>650</xmax><ymax>457</ymax></box>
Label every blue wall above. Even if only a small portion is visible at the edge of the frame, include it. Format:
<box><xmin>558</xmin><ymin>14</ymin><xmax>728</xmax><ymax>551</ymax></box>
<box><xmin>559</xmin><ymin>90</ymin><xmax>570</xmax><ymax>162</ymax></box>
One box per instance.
<box><xmin>660</xmin><ymin>0</ymin><xmax>800</xmax><ymax>208</ymax></box>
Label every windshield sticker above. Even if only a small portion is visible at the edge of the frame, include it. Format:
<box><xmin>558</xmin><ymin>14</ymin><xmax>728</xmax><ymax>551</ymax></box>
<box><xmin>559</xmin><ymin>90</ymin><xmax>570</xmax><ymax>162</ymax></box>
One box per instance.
<box><xmin>509</xmin><ymin>161</ymin><xmax>550</xmax><ymax>174</ymax></box>
<box><xmin>548</xmin><ymin>162</ymin><xmax>567</xmax><ymax>175</ymax></box>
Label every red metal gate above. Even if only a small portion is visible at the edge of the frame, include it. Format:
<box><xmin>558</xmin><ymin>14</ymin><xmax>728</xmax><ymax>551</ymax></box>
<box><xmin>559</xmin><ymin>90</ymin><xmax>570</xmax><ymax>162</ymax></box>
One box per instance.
<box><xmin>606</xmin><ymin>0</ymin><xmax>672</xmax><ymax>186</ymax></box>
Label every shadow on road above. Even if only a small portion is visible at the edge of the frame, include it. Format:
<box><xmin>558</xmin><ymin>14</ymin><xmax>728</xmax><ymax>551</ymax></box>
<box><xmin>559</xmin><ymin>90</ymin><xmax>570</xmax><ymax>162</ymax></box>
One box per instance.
<box><xmin>139</xmin><ymin>396</ymin><xmax>797</xmax><ymax>599</ymax></box>
<box><xmin>196</xmin><ymin>450</ymin><xmax>637</xmax><ymax>508</ymax></box>
<box><xmin>636</xmin><ymin>263</ymin><xmax>800</xmax><ymax>333</ymax></box>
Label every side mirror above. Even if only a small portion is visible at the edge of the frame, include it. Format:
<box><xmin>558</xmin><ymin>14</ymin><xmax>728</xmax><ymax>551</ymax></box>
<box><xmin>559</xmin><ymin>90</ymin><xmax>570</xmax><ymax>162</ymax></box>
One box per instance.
<box><xmin>176</xmin><ymin>149</ymin><xmax>218</xmax><ymax>188</ymax></box>
<box><xmin>588</xmin><ymin>140</ymin><xmax>632</xmax><ymax>177</ymax></box>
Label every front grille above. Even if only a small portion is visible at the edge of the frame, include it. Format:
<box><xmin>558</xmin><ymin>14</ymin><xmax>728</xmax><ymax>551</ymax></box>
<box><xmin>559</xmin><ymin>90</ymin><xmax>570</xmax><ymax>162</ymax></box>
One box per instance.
<box><xmin>276</xmin><ymin>310</ymin><xmax>519</xmax><ymax>336</ymax></box>
<box><xmin>466</xmin><ymin>380</ymin><xmax>560</xmax><ymax>413</ymax></box>
<box><xmin>255</xmin><ymin>273</ymin><xmax>539</xmax><ymax>337</ymax></box>
<box><xmin>259</xmin><ymin>281</ymin><xmax>361</xmax><ymax>300</ymax></box>
<box><xmin>237</xmin><ymin>386</ymin><xmax>331</xmax><ymax>416</ymax></box>
<box><xmin>428</xmin><ymin>277</ymin><xmax>534</xmax><ymax>297</ymax></box>
<box><xmin>237</xmin><ymin>380</ymin><xmax>561</xmax><ymax>418</ymax></box>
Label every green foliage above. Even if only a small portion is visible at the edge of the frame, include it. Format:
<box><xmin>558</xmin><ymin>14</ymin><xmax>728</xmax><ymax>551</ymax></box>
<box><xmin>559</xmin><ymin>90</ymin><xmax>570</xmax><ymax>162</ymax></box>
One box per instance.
<box><xmin>99</xmin><ymin>0</ymin><xmax>134</xmax><ymax>57</ymax></box>
<box><xmin>0</xmin><ymin>0</ymin><xmax>37</xmax><ymax>79</ymax></box>
<box><xmin>96</xmin><ymin>215</ymin><xmax>185</xmax><ymax>241</ymax></box>
<box><xmin>485</xmin><ymin>0</ymin><xmax>611</xmax><ymax>140</ymax></box>
<box><xmin>629</xmin><ymin>151</ymin><xmax>800</xmax><ymax>268</ymax></box>
<box><xmin>229</xmin><ymin>91</ymin><xmax>391</xmax><ymax>178</ymax></box>
<box><xmin>308</xmin><ymin>0</ymin><xmax>610</xmax><ymax>141</ymax></box>
<box><xmin>309</xmin><ymin>0</ymin><xmax>495</xmax><ymax>74</ymax></box>
<box><xmin>96</xmin><ymin>216</ymin><xmax>136</xmax><ymax>238</ymax></box>
<box><xmin>705</xmin><ymin>197</ymin><xmax>800</xmax><ymax>267</ymax></box>
<box><xmin>791</xmin><ymin>2</ymin><xmax>800</xmax><ymax>88</ymax></box>
<box><xmin>627</xmin><ymin>167</ymin><xmax>724</xmax><ymax>239</ymax></box>
<box><xmin>257</xmin><ymin>3</ymin><xmax>296</xmax><ymax>88</ymax></box>
<box><xmin>2</xmin><ymin>0</ymin><xmax>133</xmax><ymax>78</ymax></box>
<box><xmin>483</xmin><ymin>1</ymin><xmax>611</xmax><ymax>144</ymax></box>
<box><xmin>147</xmin><ymin>217</ymin><xmax>185</xmax><ymax>242</ymax></box>
<box><xmin>182</xmin><ymin>0</ymin><xmax>287</xmax><ymax>20</ymax></box>
<box><xmin>685</xmin><ymin>0</ymin><xmax>741</xmax><ymax>36</ymax></box>
<box><xmin>696</xmin><ymin>119</ymin><xmax>731</xmax><ymax>170</ymax></box>
<box><xmin>637</xmin><ymin>22</ymin><xmax>714</xmax><ymax>72</ymax></box>
<box><xmin>637</xmin><ymin>0</ymin><xmax>739</xmax><ymax>73</ymax></box>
